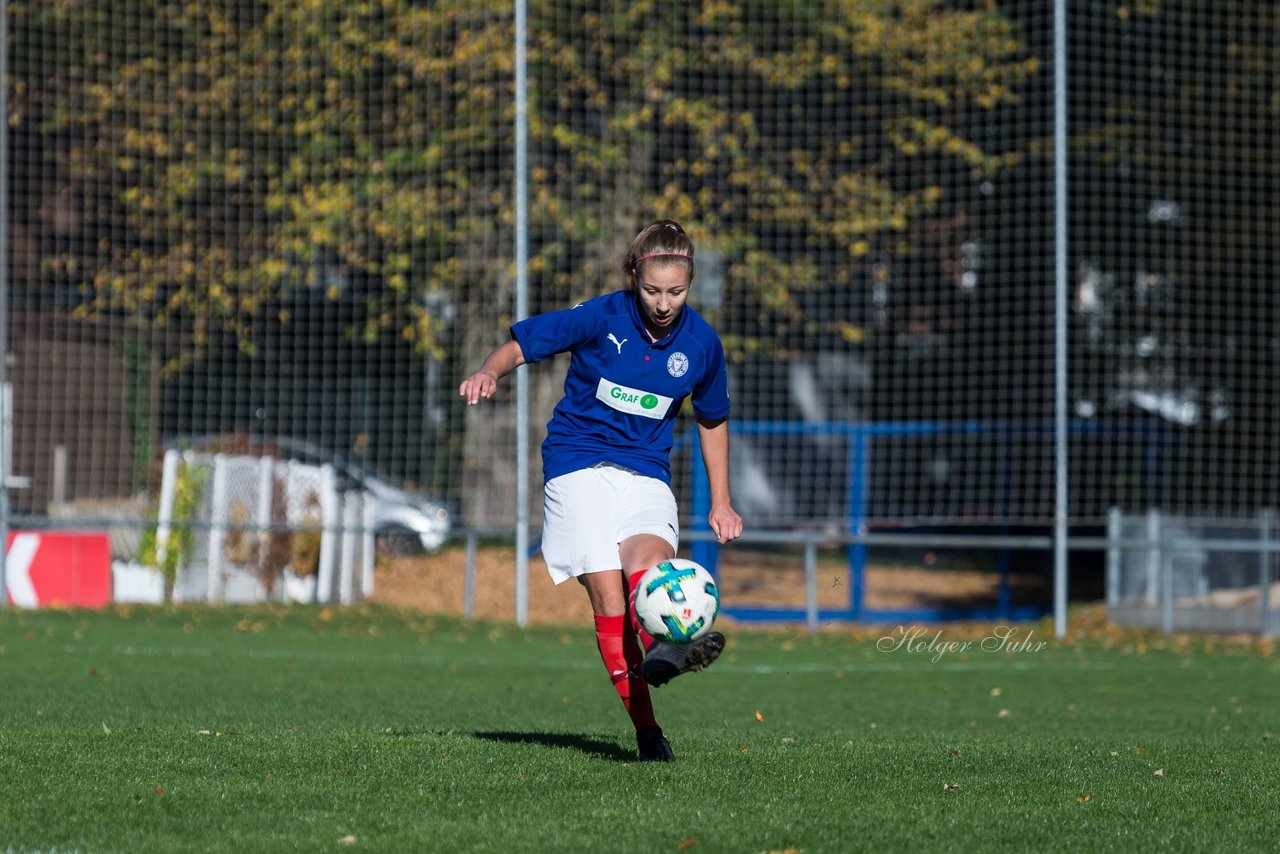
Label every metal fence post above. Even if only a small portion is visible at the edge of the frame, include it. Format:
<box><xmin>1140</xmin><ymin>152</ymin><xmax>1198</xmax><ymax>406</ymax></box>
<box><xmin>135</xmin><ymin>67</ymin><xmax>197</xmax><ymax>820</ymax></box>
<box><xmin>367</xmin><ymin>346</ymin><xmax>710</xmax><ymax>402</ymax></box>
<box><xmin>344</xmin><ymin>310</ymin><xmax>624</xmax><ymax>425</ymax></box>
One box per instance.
<box><xmin>1152</xmin><ymin>511</ymin><xmax>1174</xmax><ymax>635</ymax></box>
<box><xmin>1260</xmin><ymin>509</ymin><xmax>1274</xmax><ymax>636</ymax></box>
<box><xmin>0</xmin><ymin>0</ymin><xmax>10</xmax><ymax>609</ymax></box>
<box><xmin>804</xmin><ymin>538</ymin><xmax>818</xmax><ymax>634</ymax></box>
<box><xmin>1051</xmin><ymin>0</ymin><xmax>1071</xmax><ymax>640</ymax></box>
<box><xmin>689</xmin><ymin>428</ymin><xmax>718</xmax><ymax>575</ymax></box>
<box><xmin>464</xmin><ymin>530</ymin><xmax>477</xmax><ymax>620</ymax></box>
<box><xmin>1160</xmin><ymin>548</ymin><xmax>1174</xmax><ymax>635</ymax></box>
<box><xmin>846</xmin><ymin>426</ymin><xmax>868</xmax><ymax>620</ymax></box>
<box><xmin>1145</xmin><ymin>508</ymin><xmax>1161</xmax><ymax>606</ymax></box>
<box><xmin>1106</xmin><ymin>507</ymin><xmax>1122</xmax><ymax>608</ymax></box>
<box><xmin>513</xmin><ymin>0</ymin><xmax>532</xmax><ymax>629</ymax></box>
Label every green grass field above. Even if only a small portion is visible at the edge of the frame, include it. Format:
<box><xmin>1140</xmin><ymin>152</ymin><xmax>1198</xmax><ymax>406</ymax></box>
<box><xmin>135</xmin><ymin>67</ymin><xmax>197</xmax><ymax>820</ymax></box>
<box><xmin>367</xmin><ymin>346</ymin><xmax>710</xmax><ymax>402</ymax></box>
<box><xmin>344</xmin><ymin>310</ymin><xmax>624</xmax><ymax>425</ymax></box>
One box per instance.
<box><xmin>1</xmin><ymin>605</ymin><xmax>1277</xmax><ymax>853</ymax></box>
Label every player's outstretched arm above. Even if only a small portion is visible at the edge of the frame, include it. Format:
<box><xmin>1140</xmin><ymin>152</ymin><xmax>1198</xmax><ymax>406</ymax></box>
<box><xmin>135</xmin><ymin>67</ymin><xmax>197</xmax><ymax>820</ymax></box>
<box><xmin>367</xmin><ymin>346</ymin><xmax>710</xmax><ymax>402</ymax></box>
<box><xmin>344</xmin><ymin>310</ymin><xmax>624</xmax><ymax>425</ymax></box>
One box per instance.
<box><xmin>459</xmin><ymin>340</ymin><xmax>526</xmax><ymax>406</ymax></box>
<box><xmin>696</xmin><ymin>415</ymin><xmax>743</xmax><ymax>544</ymax></box>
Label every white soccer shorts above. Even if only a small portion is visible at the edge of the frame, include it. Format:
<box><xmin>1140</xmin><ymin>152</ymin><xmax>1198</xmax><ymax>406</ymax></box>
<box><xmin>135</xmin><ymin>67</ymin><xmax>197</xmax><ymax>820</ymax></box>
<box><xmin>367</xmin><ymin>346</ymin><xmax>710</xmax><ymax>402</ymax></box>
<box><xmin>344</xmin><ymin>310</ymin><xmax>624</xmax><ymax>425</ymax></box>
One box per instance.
<box><xmin>541</xmin><ymin>463</ymin><xmax>680</xmax><ymax>585</ymax></box>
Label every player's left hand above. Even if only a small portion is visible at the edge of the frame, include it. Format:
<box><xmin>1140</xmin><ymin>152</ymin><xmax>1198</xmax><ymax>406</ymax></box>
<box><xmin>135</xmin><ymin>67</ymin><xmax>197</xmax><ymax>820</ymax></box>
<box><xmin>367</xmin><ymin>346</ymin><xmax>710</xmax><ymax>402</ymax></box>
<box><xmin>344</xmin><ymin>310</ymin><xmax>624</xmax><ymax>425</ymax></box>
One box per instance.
<box><xmin>708</xmin><ymin>503</ymin><xmax>743</xmax><ymax>544</ymax></box>
<box><xmin>459</xmin><ymin>370</ymin><xmax>499</xmax><ymax>406</ymax></box>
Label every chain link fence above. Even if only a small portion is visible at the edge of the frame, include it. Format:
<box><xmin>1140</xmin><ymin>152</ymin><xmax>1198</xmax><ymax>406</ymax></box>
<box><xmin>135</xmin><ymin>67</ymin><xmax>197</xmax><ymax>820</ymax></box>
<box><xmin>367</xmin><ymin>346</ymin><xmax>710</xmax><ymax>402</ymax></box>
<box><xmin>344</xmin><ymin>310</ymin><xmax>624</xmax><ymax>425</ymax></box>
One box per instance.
<box><xmin>1</xmin><ymin>2</ymin><xmax>1276</xmax><ymax>627</ymax></box>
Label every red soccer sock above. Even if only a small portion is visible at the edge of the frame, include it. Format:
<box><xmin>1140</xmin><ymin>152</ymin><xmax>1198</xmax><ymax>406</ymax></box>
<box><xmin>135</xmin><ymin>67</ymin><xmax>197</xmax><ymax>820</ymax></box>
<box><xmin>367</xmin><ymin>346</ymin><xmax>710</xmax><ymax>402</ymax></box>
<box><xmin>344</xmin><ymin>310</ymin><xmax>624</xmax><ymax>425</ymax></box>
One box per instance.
<box><xmin>594</xmin><ymin>613</ymin><xmax>657</xmax><ymax>732</ymax></box>
<box><xmin>626</xmin><ymin>571</ymin><xmax>656</xmax><ymax>649</ymax></box>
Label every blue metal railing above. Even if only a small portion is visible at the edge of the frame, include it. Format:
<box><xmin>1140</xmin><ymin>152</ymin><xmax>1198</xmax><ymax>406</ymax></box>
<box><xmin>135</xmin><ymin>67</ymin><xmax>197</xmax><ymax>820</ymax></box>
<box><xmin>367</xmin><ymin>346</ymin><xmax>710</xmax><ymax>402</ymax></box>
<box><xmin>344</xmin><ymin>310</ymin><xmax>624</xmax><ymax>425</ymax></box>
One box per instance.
<box><xmin>688</xmin><ymin>419</ymin><xmax>1166</xmax><ymax>623</ymax></box>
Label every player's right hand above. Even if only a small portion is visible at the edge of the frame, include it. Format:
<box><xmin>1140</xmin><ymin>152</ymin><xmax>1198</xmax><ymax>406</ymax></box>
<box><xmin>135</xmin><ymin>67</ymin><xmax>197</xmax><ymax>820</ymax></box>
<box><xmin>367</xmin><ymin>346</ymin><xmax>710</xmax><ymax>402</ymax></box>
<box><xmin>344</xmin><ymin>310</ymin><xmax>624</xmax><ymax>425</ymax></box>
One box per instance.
<box><xmin>459</xmin><ymin>370</ymin><xmax>499</xmax><ymax>406</ymax></box>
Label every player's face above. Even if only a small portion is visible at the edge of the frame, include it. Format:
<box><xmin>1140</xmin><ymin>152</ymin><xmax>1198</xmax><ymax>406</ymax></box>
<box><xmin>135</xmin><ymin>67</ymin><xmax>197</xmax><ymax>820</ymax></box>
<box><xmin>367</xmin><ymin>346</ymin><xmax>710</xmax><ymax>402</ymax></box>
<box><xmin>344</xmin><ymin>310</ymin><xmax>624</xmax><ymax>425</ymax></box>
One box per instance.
<box><xmin>636</xmin><ymin>264</ymin><xmax>691</xmax><ymax>338</ymax></box>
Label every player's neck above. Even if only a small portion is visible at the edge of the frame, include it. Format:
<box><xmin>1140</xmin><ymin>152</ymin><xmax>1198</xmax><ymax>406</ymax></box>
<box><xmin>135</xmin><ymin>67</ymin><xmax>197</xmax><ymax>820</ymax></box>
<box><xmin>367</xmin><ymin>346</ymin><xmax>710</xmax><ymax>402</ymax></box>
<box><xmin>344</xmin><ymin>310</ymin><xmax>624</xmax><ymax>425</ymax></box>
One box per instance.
<box><xmin>641</xmin><ymin>312</ymin><xmax>679</xmax><ymax>342</ymax></box>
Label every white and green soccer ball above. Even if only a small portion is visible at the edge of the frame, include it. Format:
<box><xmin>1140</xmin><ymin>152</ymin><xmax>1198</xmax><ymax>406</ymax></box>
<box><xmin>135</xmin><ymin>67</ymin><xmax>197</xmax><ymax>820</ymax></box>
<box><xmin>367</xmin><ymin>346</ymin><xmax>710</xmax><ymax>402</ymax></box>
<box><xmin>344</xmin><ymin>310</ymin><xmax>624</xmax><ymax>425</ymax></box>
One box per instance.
<box><xmin>633</xmin><ymin>559</ymin><xmax>721</xmax><ymax>644</ymax></box>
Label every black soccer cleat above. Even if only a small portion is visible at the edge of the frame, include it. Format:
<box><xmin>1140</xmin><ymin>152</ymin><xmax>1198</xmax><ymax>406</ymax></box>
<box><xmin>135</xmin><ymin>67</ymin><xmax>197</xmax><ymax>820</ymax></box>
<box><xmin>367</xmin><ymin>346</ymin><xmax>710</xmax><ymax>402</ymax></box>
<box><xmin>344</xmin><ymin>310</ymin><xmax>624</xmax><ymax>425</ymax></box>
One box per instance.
<box><xmin>639</xmin><ymin>631</ymin><xmax>726</xmax><ymax>688</ymax></box>
<box><xmin>636</xmin><ymin>726</ymin><xmax>675</xmax><ymax>762</ymax></box>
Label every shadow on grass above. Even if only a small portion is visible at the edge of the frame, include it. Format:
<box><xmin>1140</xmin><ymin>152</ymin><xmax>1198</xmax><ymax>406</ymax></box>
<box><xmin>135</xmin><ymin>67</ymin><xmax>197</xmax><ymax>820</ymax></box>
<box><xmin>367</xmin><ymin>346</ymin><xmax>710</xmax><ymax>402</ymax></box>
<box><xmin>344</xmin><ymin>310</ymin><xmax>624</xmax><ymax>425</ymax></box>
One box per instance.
<box><xmin>471</xmin><ymin>730</ymin><xmax>636</xmax><ymax>762</ymax></box>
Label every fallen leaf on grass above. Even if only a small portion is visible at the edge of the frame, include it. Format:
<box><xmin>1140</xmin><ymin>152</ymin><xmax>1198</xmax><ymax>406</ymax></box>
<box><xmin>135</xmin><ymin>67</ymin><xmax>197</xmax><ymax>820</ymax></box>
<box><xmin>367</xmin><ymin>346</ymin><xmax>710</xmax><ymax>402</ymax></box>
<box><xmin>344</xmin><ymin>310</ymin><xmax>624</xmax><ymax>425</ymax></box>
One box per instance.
<box><xmin>338</xmin><ymin>835</ymin><xmax>357</xmax><ymax>845</ymax></box>
<box><xmin>154</xmin><ymin>786</ymin><xmax>165</xmax><ymax>797</ymax></box>
<box><xmin>754</xmin><ymin>710</ymin><xmax>766</xmax><ymax>722</ymax></box>
<box><xmin>678</xmin><ymin>839</ymin><xmax>696</xmax><ymax>850</ymax></box>
<box><xmin>1153</xmin><ymin>768</ymin><xmax>1165</xmax><ymax>777</ymax></box>
<box><xmin>1075</xmin><ymin>793</ymin><xmax>1090</xmax><ymax>803</ymax></box>
<box><xmin>943</xmin><ymin>783</ymin><xmax>961</xmax><ymax>791</ymax></box>
<box><xmin>949</xmin><ymin>750</ymin><xmax>960</xmax><ymax>757</ymax></box>
<box><xmin>998</xmin><ymin>709</ymin><xmax>1010</xmax><ymax>718</ymax></box>
<box><xmin>1213</xmin><ymin>770</ymin><xmax>1224</xmax><ymax>777</ymax></box>
<box><xmin>101</xmin><ymin>722</ymin><xmax>112</xmax><ymax>735</ymax></box>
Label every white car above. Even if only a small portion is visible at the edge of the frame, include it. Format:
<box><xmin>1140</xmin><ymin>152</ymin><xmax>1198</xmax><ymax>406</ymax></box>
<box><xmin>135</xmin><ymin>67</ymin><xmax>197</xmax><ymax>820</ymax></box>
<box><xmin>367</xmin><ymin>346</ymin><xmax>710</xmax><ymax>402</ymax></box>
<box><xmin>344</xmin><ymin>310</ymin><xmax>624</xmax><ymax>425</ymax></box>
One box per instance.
<box><xmin>176</xmin><ymin>435</ymin><xmax>451</xmax><ymax>555</ymax></box>
<box><xmin>342</xmin><ymin>458</ymin><xmax>452</xmax><ymax>554</ymax></box>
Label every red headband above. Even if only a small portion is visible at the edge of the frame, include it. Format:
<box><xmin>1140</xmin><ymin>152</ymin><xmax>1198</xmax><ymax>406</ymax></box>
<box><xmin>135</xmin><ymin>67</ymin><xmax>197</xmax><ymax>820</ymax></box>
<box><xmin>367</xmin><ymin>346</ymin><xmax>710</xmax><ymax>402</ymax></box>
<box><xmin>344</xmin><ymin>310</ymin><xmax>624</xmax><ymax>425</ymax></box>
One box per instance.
<box><xmin>634</xmin><ymin>252</ymin><xmax>692</xmax><ymax>265</ymax></box>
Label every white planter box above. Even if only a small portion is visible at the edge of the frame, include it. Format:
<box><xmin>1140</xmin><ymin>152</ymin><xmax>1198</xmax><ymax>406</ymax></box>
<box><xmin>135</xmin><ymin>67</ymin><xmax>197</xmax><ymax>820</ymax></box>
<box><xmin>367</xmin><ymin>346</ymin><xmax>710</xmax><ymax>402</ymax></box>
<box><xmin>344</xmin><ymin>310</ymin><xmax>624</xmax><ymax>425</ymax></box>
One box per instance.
<box><xmin>283</xmin><ymin>570</ymin><xmax>317</xmax><ymax>603</ymax></box>
<box><xmin>112</xmin><ymin>561</ymin><xmax>165</xmax><ymax>604</ymax></box>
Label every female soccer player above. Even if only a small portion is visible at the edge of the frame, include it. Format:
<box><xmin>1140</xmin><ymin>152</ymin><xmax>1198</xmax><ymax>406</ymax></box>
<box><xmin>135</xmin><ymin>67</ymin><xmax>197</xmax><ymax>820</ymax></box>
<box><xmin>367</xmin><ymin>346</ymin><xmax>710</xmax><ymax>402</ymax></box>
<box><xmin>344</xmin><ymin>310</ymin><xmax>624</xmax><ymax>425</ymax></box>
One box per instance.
<box><xmin>459</xmin><ymin>220</ymin><xmax>743</xmax><ymax>762</ymax></box>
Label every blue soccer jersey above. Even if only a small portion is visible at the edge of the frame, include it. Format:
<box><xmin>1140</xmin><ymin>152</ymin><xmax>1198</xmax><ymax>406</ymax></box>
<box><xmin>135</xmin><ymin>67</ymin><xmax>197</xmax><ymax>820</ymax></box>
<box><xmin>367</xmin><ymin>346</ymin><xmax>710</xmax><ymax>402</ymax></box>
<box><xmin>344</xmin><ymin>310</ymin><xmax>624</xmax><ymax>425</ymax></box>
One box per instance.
<box><xmin>510</xmin><ymin>289</ymin><xmax>730</xmax><ymax>484</ymax></box>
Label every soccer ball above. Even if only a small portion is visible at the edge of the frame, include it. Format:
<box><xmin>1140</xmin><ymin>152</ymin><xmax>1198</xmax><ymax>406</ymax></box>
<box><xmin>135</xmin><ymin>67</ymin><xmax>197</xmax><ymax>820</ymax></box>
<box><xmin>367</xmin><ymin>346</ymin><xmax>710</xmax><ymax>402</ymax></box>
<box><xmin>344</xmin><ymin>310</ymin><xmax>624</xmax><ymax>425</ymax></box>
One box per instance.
<box><xmin>633</xmin><ymin>559</ymin><xmax>721</xmax><ymax>644</ymax></box>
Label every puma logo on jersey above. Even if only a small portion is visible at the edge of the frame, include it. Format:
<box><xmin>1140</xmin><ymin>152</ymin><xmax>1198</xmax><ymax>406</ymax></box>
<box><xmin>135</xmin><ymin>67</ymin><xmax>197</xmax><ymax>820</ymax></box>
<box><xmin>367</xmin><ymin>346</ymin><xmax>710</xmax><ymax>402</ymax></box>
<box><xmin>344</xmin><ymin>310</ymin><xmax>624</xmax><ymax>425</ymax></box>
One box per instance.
<box><xmin>607</xmin><ymin>333</ymin><xmax>628</xmax><ymax>353</ymax></box>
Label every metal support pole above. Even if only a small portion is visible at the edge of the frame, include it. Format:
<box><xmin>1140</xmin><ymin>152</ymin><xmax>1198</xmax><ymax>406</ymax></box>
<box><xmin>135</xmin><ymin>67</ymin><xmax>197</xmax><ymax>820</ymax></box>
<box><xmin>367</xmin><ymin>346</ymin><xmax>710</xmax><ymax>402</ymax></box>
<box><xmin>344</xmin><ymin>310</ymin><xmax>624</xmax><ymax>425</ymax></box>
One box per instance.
<box><xmin>464</xmin><ymin>530</ymin><xmax>477</xmax><ymax>620</ymax></box>
<box><xmin>1051</xmin><ymin>0</ymin><xmax>1070</xmax><ymax>638</ymax></box>
<box><xmin>1106</xmin><ymin>507</ymin><xmax>1122</xmax><ymax>609</ymax></box>
<box><xmin>804</xmin><ymin>539</ymin><xmax>818</xmax><ymax>635</ymax></box>
<box><xmin>847</xmin><ymin>428</ymin><xmax>868</xmax><ymax>620</ymax></box>
<box><xmin>1160</xmin><ymin>546</ymin><xmax>1174</xmax><ymax>636</ymax></box>
<box><xmin>0</xmin><ymin>0</ymin><xmax>11</xmax><ymax>606</ymax></box>
<box><xmin>513</xmin><ymin>0</ymin><xmax>530</xmax><ymax>626</ymax></box>
<box><xmin>1260</xmin><ymin>509</ymin><xmax>1274</xmax><ymax>636</ymax></box>
<box><xmin>1145</xmin><ymin>508</ymin><xmax>1161</xmax><ymax>607</ymax></box>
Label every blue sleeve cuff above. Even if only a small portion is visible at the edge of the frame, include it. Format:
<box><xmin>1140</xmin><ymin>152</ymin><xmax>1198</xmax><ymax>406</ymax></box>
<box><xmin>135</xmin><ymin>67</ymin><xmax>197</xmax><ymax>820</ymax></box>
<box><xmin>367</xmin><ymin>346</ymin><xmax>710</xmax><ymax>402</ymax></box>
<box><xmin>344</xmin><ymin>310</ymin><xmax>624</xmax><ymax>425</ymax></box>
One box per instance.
<box><xmin>509</xmin><ymin>323</ymin><xmax>536</xmax><ymax>364</ymax></box>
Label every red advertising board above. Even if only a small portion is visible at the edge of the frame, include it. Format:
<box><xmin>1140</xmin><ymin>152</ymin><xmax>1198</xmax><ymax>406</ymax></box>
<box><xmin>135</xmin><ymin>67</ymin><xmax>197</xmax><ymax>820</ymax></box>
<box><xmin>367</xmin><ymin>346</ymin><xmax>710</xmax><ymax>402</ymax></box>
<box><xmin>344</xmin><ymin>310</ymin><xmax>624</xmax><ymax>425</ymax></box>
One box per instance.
<box><xmin>4</xmin><ymin>531</ymin><xmax>112</xmax><ymax>608</ymax></box>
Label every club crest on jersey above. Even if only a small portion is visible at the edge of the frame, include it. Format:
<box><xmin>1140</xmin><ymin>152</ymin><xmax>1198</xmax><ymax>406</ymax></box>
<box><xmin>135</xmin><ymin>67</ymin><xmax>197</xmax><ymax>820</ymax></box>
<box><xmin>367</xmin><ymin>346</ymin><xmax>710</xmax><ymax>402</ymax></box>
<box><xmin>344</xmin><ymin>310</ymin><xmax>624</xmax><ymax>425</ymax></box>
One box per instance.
<box><xmin>667</xmin><ymin>352</ymin><xmax>689</xmax><ymax>377</ymax></box>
